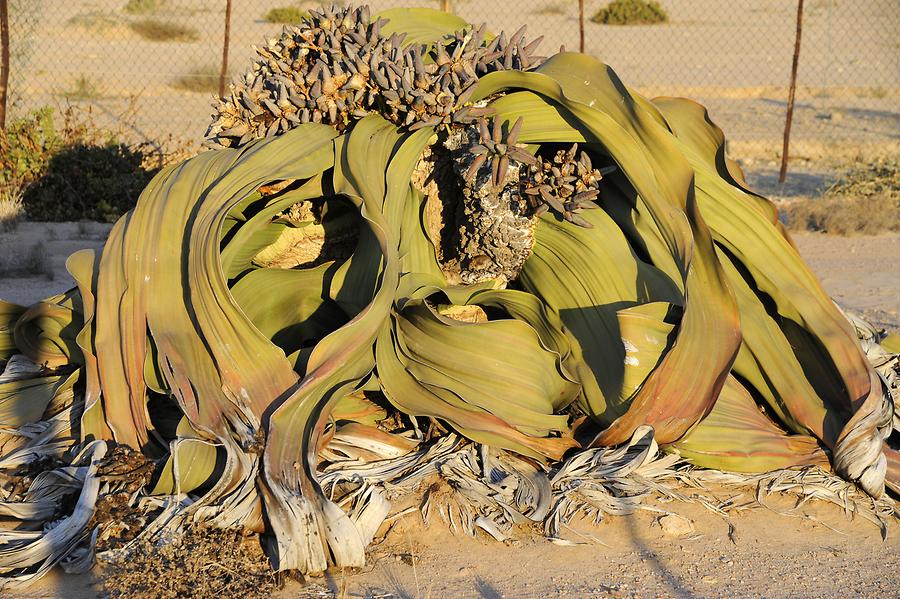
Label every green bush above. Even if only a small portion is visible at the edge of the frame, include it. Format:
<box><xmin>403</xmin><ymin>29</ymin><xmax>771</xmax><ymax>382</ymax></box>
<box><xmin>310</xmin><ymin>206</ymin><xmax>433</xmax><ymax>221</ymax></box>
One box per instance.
<box><xmin>264</xmin><ymin>6</ymin><xmax>309</xmax><ymax>24</ymax></box>
<box><xmin>591</xmin><ymin>0</ymin><xmax>668</xmax><ymax>25</ymax></box>
<box><xmin>0</xmin><ymin>108</ymin><xmax>160</xmax><ymax>223</ymax></box>
<box><xmin>0</xmin><ymin>108</ymin><xmax>57</xmax><ymax>190</ymax></box>
<box><xmin>23</xmin><ymin>143</ymin><xmax>157</xmax><ymax>223</ymax></box>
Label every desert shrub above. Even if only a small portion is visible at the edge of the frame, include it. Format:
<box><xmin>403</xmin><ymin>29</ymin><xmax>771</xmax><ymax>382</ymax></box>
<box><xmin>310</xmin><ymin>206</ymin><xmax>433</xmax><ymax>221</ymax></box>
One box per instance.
<box><xmin>23</xmin><ymin>143</ymin><xmax>157</xmax><ymax>223</ymax></box>
<box><xmin>0</xmin><ymin>108</ymin><xmax>57</xmax><ymax>193</ymax></box>
<box><xmin>264</xmin><ymin>6</ymin><xmax>309</xmax><ymax>24</ymax></box>
<box><xmin>123</xmin><ymin>0</ymin><xmax>165</xmax><ymax>14</ymax></box>
<box><xmin>130</xmin><ymin>18</ymin><xmax>199</xmax><ymax>42</ymax></box>
<box><xmin>781</xmin><ymin>157</ymin><xmax>900</xmax><ymax>234</ymax></box>
<box><xmin>171</xmin><ymin>66</ymin><xmax>224</xmax><ymax>94</ymax></box>
<box><xmin>827</xmin><ymin>156</ymin><xmax>899</xmax><ymax>198</ymax></box>
<box><xmin>591</xmin><ymin>0</ymin><xmax>668</xmax><ymax>25</ymax></box>
<box><xmin>0</xmin><ymin>240</ymin><xmax>51</xmax><ymax>278</ymax></box>
<box><xmin>0</xmin><ymin>108</ymin><xmax>160</xmax><ymax>223</ymax></box>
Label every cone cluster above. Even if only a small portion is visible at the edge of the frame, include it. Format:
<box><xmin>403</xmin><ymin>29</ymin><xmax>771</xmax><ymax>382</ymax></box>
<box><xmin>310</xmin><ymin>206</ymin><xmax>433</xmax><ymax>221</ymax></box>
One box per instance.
<box><xmin>524</xmin><ymin>144</ymin><xmax>612</xmax><ymax>227</ymax></box>
<box><xmin>206</xmin><ymin>5</ymin><xmax>546</xmax><ymax>147</ymax></box>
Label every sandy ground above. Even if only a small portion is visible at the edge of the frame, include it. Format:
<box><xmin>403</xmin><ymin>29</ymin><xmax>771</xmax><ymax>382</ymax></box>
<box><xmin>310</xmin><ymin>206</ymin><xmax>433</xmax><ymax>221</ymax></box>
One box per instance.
<box><xmin>0</xmin><ymin>222</ymin><xmax>112</xmax><ymax>306</ymax></box>
<box><xmin>790</xmin><ymin>232</ymin><xmax>900</xmax><ymax>333</ymax></box>
<box><xmin>13</xmin><ymin>485</ymin><xmax>900</xmax><ymax>598</ymax></box>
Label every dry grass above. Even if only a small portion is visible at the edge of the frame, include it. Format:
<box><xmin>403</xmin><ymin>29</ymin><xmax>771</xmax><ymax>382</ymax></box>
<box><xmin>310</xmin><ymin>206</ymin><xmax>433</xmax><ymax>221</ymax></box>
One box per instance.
<box><xmin>781</xmin><ymin>156</ymin><xmax>900</xmax><ymax>234</ymax></box>
<box><xmin>100</xmin><ymin>526</ymin><xmax>277</xmax><ymax>599</ymax></box>
<box><xmin>130</xmin><ymin>18</ymin><xmax>199</xmax><ymax>42</ymax></box>
<box><xmin>171</xmin><ymin>65</ymin><xmax>224</xmax><ymax>94</ymax></box>
<box><xmin>67</xmin><ymin>11</ymin><xmax>124</xmax><ymax>33</ymax></box>
<box><xmin>0</xmin><ymin>187</ymin><xmax>25</xmax><ymax>232</ymax></box>
<box><xmin>782</xmin><ymin>195</ymin><xmax>900</xmax><ymax>235</ymax></box>
<box><xmin>534</xmin><ymin>2</ymin><xmax>570</xmax><ymax>15</ymax></box>
<box><xmin>123</xmin><ymin>0</ymin><xmax>165</xmax><ymax>15</ymax></box>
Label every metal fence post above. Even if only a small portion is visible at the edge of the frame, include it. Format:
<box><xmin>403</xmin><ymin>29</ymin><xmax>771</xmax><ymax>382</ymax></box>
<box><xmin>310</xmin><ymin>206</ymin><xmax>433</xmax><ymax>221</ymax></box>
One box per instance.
<box><xmin>218</xmin><ymin>0</ymin><xmax>232</xmax><ymax>98</ymax></box>
<box><xmin>0</xmin><ymin>0</ymin><xmax>9</xmax><ymax>130</ymax></box>
<box><xmin>779</xmin><ymin>0</ymin><xmax>805</xmax><ymax>184</ymax></box>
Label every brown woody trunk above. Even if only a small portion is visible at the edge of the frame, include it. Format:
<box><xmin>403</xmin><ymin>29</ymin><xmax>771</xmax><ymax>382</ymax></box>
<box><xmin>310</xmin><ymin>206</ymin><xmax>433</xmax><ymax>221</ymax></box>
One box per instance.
<box><xmin>0</xmin><ymin>0</ymin><xmax>10</xmax><ymax>129</ymax></box>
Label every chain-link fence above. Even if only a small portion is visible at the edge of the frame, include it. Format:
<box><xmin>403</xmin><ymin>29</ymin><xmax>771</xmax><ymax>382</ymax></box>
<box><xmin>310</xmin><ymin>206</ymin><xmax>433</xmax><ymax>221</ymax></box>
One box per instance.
<box><xmin>5</xmin><ymin>0</ymin><xmax>899</xmax><ymax>187</ymax></box>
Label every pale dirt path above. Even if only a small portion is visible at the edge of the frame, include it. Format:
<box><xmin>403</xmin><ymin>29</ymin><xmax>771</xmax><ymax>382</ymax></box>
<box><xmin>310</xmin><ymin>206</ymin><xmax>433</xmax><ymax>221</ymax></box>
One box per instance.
<box><xmin>293</xmin><ymin>492</ymin><xmax>900</xmax><ymax>599</ymax></box>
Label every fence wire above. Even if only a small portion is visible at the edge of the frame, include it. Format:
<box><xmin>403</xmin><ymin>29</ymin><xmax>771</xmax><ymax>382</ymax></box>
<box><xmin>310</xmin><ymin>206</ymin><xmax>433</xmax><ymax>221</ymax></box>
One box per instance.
<box><xmin>6</xmin><ymin>1</ymin><xmax>899</xmax><ymax>177</ymax></box>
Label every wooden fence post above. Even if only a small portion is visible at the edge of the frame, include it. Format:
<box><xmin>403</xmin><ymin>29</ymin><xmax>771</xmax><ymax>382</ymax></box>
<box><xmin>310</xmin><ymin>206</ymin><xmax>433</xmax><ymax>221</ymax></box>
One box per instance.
<box><xmin>579</xmin><ymin>0</ymin><xmax>585</xmax><ymax>53</ymax></box>
<box><xmin>440</xmin><ymin>0</ymin><xmax>452</xmax><ymax>13</ymax></box>
<box><xmin>218</xmin><ymin>0</ymin><xmax>232</xmax><ymax>98</ymax></box>
<box><xmin>0</xmin><ymin>0</ymin><xmax>10</xmax><ymax>130</ymax></box>
<box><xmin>779</xmin><ymin>0</ymin><xmax>805</xmax><ymax>183</ymax></box>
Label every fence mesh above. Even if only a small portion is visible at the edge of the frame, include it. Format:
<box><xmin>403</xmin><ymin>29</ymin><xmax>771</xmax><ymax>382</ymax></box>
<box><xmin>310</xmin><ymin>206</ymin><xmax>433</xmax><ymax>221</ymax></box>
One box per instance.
<box><xmin>6</xmin><ymin>0</ymin><xmax>899</xmax><ymax>188</ymax></box>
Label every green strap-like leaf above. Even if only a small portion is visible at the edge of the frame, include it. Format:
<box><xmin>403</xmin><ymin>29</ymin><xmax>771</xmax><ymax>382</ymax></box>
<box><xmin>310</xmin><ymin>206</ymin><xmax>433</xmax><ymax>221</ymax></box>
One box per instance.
<box><xmin>231</xmin><ymin>266</ymin><xmax>347</xmax><ymax>363</ymax></box>
<box><xmin>13</xmin><ymin>292</ymin><xmax>83</xmax><ymax>369</ymax></box>
<box><xmin>394</xmin><ymin>302</ymin><xmax>577</xmax><ymax>441</ymax></box>
<box><xmin>261</xmin><ymin>115</ymin><xmax>409</xmax><ymax>573</ymax></box>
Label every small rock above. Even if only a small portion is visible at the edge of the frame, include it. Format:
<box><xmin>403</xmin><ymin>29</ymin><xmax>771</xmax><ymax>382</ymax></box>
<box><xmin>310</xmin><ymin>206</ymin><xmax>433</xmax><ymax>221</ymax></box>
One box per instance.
<box><xmin>658</xmin><ymin>514</ymin><xmax>694</xmax><ymax>536</ymax></box>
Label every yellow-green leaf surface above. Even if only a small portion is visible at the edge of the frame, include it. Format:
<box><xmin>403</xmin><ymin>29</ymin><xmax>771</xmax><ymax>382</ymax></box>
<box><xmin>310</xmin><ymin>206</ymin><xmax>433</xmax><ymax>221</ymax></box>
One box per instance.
<box><xmin>675</xmin><ymin>376</ymin><xmax>829</xmax><ymax>472</ymax></box>
<box><xmin>88</xmin><ymin>125</ymin><xmax>337</xmax><ymax>449</ymax></box>
<box><xmin>0</xmin><ymin>301</ymin><xmax>26</xmax><ymax>361</ymax></box>
<box><xmin>377</xmin><ymin>8</ymin><xmax>468</xmax><ymax>46</ymax></box>
<box><xmin>12</xmin><ymin>292</ymin><xmax>82</xmax><ymax>369</ymax></box>
<box><xmin>393</xmin><ymin>302</ymin><xmax>577</xmax><ymax>439</ymax></box>
<box><xmin>520</xmin><ymin>208</ymin><xmax>680</xmax><ymax>424</ymax></box>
